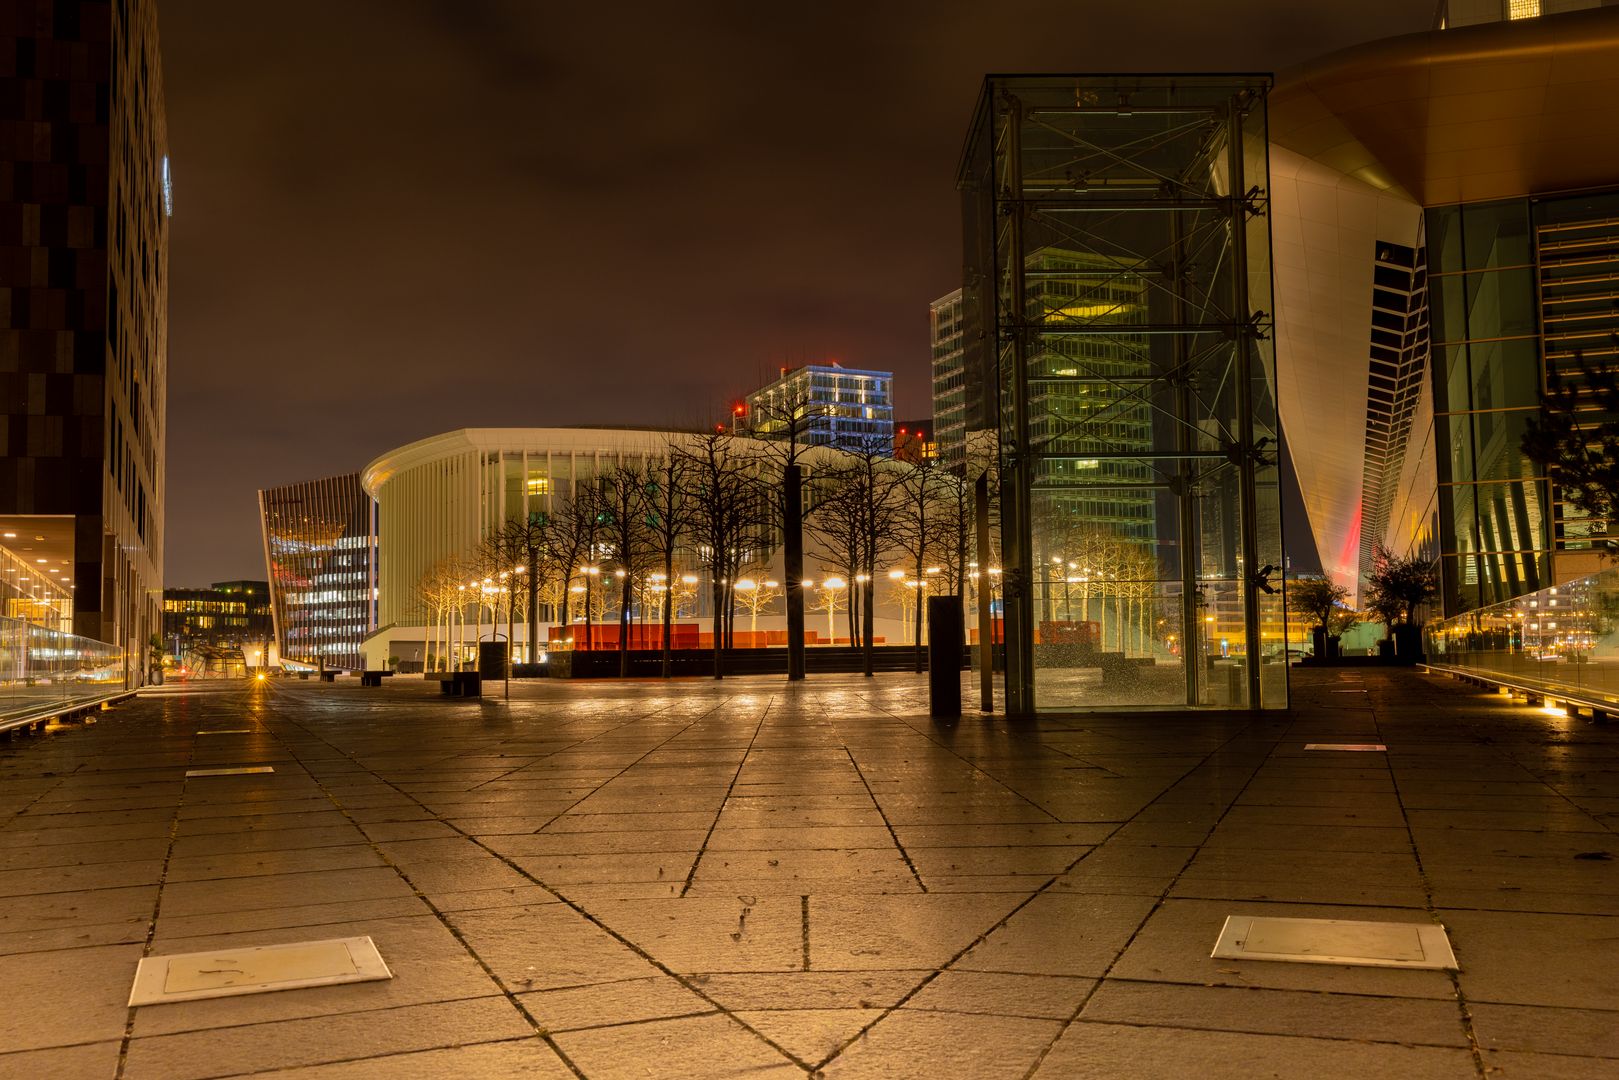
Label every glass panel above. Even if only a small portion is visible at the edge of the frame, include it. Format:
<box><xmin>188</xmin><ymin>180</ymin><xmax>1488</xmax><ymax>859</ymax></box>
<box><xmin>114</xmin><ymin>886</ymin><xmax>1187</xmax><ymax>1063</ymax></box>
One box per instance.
<box><xmin>1464</xmin><ymin>269</ymin><xmax>1537</xmax><ymax>340</ymax></box>
<box><xmin>1461</xmin><ymin>199</ymin><xmax>1531</xmax><ymax>270</ymax></box>
<box><xmin>1427</xmin><ymin>205</ymin><xmax>1463</xmax><ymax>277</ymax></box>
<box><xmin>1</xmin><ymin>614</ymin><xmax>125</xmax><ymax>727</ymax></box>
<box><xmin>1426</xmin><ymin>565</ymin><xmax>1619</xmax><ymax>710</ymax></box>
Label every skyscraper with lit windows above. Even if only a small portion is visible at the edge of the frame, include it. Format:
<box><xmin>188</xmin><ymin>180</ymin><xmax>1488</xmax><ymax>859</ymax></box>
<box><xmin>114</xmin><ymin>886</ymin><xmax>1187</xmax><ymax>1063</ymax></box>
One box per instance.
<box><xmin>259</xmin><ymin>473</ymin><xmax>376</xmax><ymax>671</ymax></box>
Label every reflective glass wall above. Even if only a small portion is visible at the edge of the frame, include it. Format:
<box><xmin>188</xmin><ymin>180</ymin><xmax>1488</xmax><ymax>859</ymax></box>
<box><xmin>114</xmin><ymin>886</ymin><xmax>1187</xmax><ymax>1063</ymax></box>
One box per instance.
<box><xmin>0</xmin><ymin>614</ymin><xmax>125</xmax><ymax>730</ymax></box>
<box><xmin>1428</xmin><ymin>199</ymin><xmax>1548</xmax><ymax>612</ymax></box>
<box><xmin>1427</xmin><ymin>189</ymin><xmax>1619</xmax><ymax>614</ymax></box>
<box><xmin>961</xmin><ymin>75</ymin><xmax>1284</xmax><ymax>712</ymax></box>
<box><xmin>1426</xmin><ymin>564</ymin><xmax>1619</xmax><ymax>710</ymax></box>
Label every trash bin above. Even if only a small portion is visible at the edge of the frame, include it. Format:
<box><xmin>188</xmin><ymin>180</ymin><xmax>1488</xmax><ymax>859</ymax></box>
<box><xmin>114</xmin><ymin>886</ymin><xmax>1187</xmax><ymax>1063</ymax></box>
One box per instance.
<box><xmin>927</xmin><ymin>595</ymin><xmax>964</xmax><ymax>718</ymax></box>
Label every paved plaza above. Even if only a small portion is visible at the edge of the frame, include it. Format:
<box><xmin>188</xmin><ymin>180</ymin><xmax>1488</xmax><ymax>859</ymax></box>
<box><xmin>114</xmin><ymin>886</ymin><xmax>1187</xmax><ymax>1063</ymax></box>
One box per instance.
<box><xmin>0</xmin><ymin>668</ymin><xmax>1615</xmax><ymax>1079</ymax></box>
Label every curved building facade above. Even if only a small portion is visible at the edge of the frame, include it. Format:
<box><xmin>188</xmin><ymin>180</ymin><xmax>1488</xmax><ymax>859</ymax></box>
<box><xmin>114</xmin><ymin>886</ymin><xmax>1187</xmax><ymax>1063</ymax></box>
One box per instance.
<box><xmin>1269</xmin><ymin>5</ymin><xmax>1619</xmax><ymax>612</ymax></box>
<box><xmin>358</xmin><ymin>428</ymin><xmax>880</xmax><ymax>667</ymax></box>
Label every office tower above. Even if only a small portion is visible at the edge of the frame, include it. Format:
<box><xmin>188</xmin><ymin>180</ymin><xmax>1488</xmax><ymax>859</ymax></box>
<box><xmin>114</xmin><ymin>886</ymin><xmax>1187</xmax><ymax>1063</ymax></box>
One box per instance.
<box><xmin>0</xmin><ymin>0</ymin><xmax>169</xmax><ymax>683</ymax></box>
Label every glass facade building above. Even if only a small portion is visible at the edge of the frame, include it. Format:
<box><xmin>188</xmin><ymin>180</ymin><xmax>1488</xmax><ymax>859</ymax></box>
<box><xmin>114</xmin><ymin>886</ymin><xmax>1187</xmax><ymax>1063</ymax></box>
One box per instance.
<box><xmin>161</xmin><ymin>580</ymin><xmax>273</xmax><ymax>672</ymax></box>
<box><xmin>960</xmin><ymin>75</ymin><xmax>1284</xmax><ymax>712</ymax></box>
<box><xmin>1266</xmin><ymin>5</ymin><xmax>1619</xmax><ymax>642</ymax></box>
<box><xmin>746</xmin><ymin>364</ymin><xmax>895</xmax><ymax>449</ymax></box>
<box><xmin>259</xmin><ymin>474</ymin><xmax>376</xmax><ymax>671</ymax></box>
<box><xmin>1428</xmin><ymin>192</ymin><xmax>1619</xmax><ymax>612</ymax></box>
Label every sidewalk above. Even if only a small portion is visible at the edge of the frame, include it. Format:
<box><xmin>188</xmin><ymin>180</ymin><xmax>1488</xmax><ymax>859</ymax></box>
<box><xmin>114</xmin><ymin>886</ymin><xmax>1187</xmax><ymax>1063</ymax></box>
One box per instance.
<box><xmin>0</xmin><ymin>667</ymin><xmax>1613</xmax><ymax>1078</ymax></box>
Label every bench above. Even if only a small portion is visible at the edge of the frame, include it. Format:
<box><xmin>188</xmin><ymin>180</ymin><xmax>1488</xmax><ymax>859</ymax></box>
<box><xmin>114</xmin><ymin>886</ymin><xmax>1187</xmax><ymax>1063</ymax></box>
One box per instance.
<box><xmin>319</xmin><ymin>670</ymin><xmax>338</xmax><ymax>683</ymax></box>
<box><xmin>359</xmin><ymin>671</ymin><xmax>394</xmax><ymax>687</ymax></box>
<box><xmin>420</xmin><ymin>670</ymin><xmax>475</xmax><ymax>696</ymax></box>
<box><xmin>440</xmin><ymin>671</ymin><xmax>481</xmax><ymax>697</ymax></box>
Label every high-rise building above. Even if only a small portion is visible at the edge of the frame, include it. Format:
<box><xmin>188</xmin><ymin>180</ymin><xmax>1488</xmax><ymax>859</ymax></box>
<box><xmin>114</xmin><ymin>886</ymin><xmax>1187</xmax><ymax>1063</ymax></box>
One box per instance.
<box><xmin>259</xmin><ymin>474</ymin><xmax>376</xmax><ymax>671</ymax></box>
<box><xmin>0</xmin><ymin>0</ymin><xmax>169</xmax><ymax>683</ymax></box>
<box><xmin>929</xmin><ymin>291</ymin><xmax>968</xmax><ymax>468</ymax></box>
<box><xmin>745</xmin><ymin>363</ymin><xmax>894</xmax><ymax>450</ymax></box>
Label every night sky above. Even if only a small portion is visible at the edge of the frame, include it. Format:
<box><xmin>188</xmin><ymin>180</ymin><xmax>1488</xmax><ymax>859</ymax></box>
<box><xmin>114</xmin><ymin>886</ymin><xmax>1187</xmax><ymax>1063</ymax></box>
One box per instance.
<box><xmin>160</xmin><ymin>0</ymin><xmax>1429</xmax><ymax>585</ymax></box>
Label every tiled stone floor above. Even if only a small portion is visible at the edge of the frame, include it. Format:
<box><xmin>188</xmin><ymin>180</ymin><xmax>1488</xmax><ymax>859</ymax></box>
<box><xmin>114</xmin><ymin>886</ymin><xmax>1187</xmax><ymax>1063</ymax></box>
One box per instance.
<box><xmin>0</xmin><ymin>667</ymin><xmax>1614</xmax><ymax>1078</ymax></box>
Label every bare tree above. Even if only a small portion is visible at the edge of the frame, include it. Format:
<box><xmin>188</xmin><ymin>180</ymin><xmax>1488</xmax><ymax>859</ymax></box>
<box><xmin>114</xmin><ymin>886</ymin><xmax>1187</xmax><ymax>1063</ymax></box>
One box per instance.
<box><xmin>810</xmin><ymin>436</ymin><xmax>904</xmax><ymax>676</ymax></box>
<box><xmin>546</xmin><ymin>481</ymin><xmax>601</xmax><ymax>648</ymax></box>
<box><xmin>644</xmin><ymin>448</ymin><xmax>695</xmax><ymax>677</ymax></box>
<box><xmin>891</xmin><ymin>457</ymin><xmax>943</xmax><ymax>671</ymax></box>
<box><xmin>678</xmin><ymin>432</ymin><xmax>773</xmax><ymax>678</ymax></box>
<box><xmin>733</xmin><ymin>576</ymin><xmax>783</xmax><ymax>637</ymax></box>
<box><xmin>806</xmin><ymin>471</ymin><xmax>865</xmax><ymax>647</ymax></box>
<box><xmin>597</xmin><ymin>463</ymin><xmax>658</xmax><ymax>676</ymax></box>
<box><xmin>493</xmin><ymin>514</ymin><xmax>557</xmax><ymax>663</ymax></box>
<box><xmin>747</xmin><ymin>390</ymin><xmax>832</xmax><ymax>680</ymax></box>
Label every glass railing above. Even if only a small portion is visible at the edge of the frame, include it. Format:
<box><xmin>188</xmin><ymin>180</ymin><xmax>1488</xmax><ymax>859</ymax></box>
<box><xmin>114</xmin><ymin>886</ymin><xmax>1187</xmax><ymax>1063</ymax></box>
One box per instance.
<box><xmin>0</xmin><ymin>614</ymin><xmax>127</xmax><ymax>730</ymax></box>
<box><xmin>1424</xmin><ymin>564</ymin><xmax>1619</xmax><ymax>707</ymax></box>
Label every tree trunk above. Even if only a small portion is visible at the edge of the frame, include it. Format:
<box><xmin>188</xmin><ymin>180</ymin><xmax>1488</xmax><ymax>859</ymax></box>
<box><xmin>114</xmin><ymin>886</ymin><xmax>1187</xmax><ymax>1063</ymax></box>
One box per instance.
<box><xmin>618</xmin><ymin>567</ymin><xmax>633</xmax><ymax>678</ymax></box>
<box><xmin>914</xmin><ymin>556</ymin><xmax>925</xmax><ymax>673</ymax></box>
<box><xmin>711</xmin><ymin>580</ymin><xmax>725</xmax><ymax>679</ymax></box>
<box><xmin>862</xmin><ymin>571</ymin><xmax>875</xmax><ymax>677</ymax></box>
<box><xmin>527</xmin><ymin>551</ymin><xmax>539</xmax><ymax>663</ymax></box>
<box><xmin>784</xmin><ymin>464</ymin><xmax>805</xmax><ymax>680</ymax></box>
<box><xmin>583</xmin><ymin>576</ymin><xmax>593</xmax><ymax>651</ymax></box>
<box><xmin>661</xmin><ymin>550</ymin><xmax>674</xmax><ymax>678</ymax></box>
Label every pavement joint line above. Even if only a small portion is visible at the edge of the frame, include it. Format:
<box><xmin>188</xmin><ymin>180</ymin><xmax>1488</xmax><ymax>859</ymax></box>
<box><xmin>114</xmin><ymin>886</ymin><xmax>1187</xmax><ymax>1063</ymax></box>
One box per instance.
<box><xmin>114</xmin><ymin>697</ymin><xmax>205</xmax><ymax>1080</ymax></box>
<box><xmin>800</xmin><ymin>894</ymin><xmax>810</xmax><ymax>970</ymax></box>
<box><xmin>1012</xmin><ymin>713</ymin><xmax>1284</xmax><ymax>1080</ymax></box>
<box><xmin>805</xmin><ymin>722</ymin><xmax>1277</xmax><ymax>1074</ymax></box>
<box><xmin>241</xmin><ymin>688</ymin><xmax>592</xmax><ymax>1080</ymax></box>
<box><xmin>1380</xmin><ymin>683</ymin><xmax>1492</xmax><ymax>1080</ymax></box>
<box><xmin>859</xmin><ymin>692</ymin><xmax>1102</xmax><ymax>817</ymax></box>
<box><xmin>461</xmin><ymin>696</ymin><xmax>688</xmax><ymax>794</ymax></box>
<box><xmin>260</xmin><ymin>685</ymin><xmax>813</xmax><ymax>1076</ymax></box>
<box><xmin>842</xmin><ymin>747</ymin><xmax>928</xmax><ymax>893</ymax></box>
<box><xmin>679</xmin><ymin>693</ymin><xmax>774</xmax><ymax>898</ymax></box>
<box><xmin>180</xmin><ymin>1034</ymin><xmax>557</xmax><ymax>1080</ymax></box>
<box><xmin>520</xmin><ymin>694</ymin><xmax>742</xmax><ymax>835</ymax></box>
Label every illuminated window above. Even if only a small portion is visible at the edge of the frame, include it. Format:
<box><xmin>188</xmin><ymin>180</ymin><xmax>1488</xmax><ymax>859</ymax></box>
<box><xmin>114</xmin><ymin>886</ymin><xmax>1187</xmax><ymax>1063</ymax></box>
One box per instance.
<box><xmin>1508</xmin><ymin>0</ymin><xmax>1539</xmax><ymax>17</ymax></box>
<box><xmin>526</xmin><ymin>476</ymin><xmax>550</xmax><ymax>496</ymax></box>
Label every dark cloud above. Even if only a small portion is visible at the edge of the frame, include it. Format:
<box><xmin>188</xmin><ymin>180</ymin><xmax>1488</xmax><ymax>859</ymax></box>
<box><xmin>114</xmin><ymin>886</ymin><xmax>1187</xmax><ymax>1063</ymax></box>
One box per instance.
<box><xmin>160</xmin><ymin>0</ymin><xmax>1430</xmax><ymax>584</ymax></box>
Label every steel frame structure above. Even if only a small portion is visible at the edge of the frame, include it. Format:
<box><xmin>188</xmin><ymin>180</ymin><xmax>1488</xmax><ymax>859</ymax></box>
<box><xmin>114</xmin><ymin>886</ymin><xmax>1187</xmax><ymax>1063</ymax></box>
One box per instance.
<box><xmin>960</xmin><ymin>75</ymin><xmax>1285</xmax><ymax>712</ymax></box>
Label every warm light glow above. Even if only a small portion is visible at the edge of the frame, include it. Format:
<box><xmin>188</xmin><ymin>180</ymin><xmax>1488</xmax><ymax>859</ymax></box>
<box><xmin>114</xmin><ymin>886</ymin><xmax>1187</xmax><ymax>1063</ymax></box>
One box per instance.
<box><xmin>887</xmin><ymin>569</ymin><xmax>905</xmax><ymax>580</ymax></box>
<box><xmin>255</xmin><ymin>673</ymin><xmax>266</xmax><ymax>682</ymax></box>
<box><xmin>824</xmin><ymin>577</ymin><xmax>846</xmax><ymax>589</ymax></box>
<box><xmin>681</xmin><ymin>574</ymin><xmax>698</xmax><ymax>585</ymax></box>
<box><xmin>734</xmin><ymin>578</ymin><xmax>756</xmax><ymax>591</ymax></box>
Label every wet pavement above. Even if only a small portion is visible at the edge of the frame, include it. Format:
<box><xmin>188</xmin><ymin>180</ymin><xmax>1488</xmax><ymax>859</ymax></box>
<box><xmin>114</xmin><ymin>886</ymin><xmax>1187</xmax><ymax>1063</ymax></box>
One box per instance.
<box><xmin>0</xmin><ymin>667</ymin><xmax>1614</xmax><ymax>1078</ymax></box>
